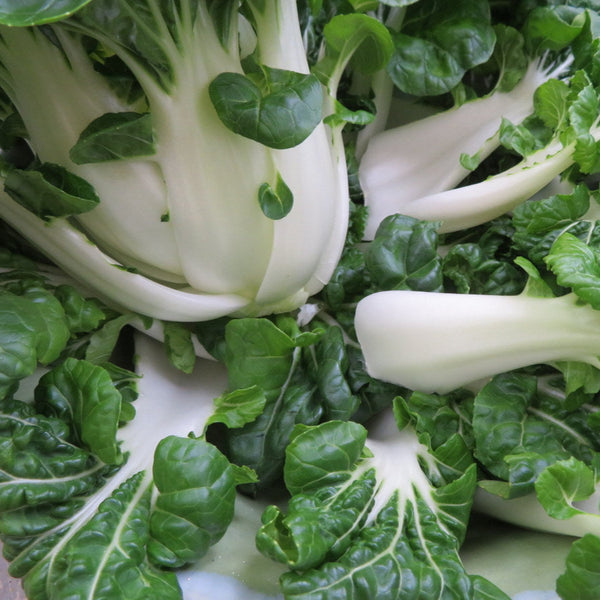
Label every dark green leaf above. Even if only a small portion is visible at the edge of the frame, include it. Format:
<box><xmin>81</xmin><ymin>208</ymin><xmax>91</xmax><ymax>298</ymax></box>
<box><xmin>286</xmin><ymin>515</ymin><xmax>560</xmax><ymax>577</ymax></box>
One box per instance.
<box><xmin>0</xmin><ymin>0</ymin><xmax>93</xmax><ymax>26</ymax></box>
<box><xmin>557</xmin><ymin>534</ymin><xmax>600</xmax><ymax>600</ymax></box>
<box><xmin>4</xmin><ymin>163</ymin><xmax>99</xmax><ymax>219</ymax></box>
<box><xmin>206</xmin><ymin>385</ymin><xmax>267</xmax><ymax>430</ymax></box>
<box><xmin>387</xmin><ymin>0</ymin><xmax>496</xmax><ymax>96</ymax></box>
<box><xmin>258</xmin><ymin>173</ymin><xmax>293</xmax><ymax>220</ymax></box>
<box><xmin>0</xmin><ymin>289</ymin><xmax>70</xmax><ymax>397</ymax></box>
<box><xmin>209</xmin><ymin>66</ymin><xmax>323</xmax><ymax>149</ymax></box>
<box><xmin>223</xmin><ymin>318</ymin><xmax>322</xmax><ymax>490</ymax></box>
<box><xmin>42</xmin><ymin>472</ymin><xmax>181</xmax><ymax>600</ymax></box>
<box><xmin>366</xmin><ymin>214</ymin><xmax>444</xmax><ymax>292</ymax></box>
<box><xmin>35</xmin><ymin>358</ymin><xmax>123</xmax><ymax>465</ymax></box>
<box><xmin>148</xmin><ymin>436</ymin><xmax>237</xmax><ymax>568</ymax></box>
<box><xmin>70</xmin><ymin>112</ymin><xmax>156</xmax><ymax>164</ymax></box>
<box><xmin>0</xmin><ymin>397</ymin><xmax>106</xmax><ymax>513</ymax></box>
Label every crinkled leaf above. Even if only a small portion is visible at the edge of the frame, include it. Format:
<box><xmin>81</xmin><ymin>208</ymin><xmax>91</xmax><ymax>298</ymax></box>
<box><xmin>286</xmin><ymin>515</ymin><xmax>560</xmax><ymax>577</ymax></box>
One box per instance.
<box><xmin>387</xmin><ymin>0</ymin><xmax>496</xmax><ymax>96</ymax></box>
<box><xmin>205</xmin><ymin>385</ymin><xmax>267</xmax><ymax>430</ymax></box>
<box><xmin>53</xmin><ymin>285</ymin><xmax>106</xmax><ymax>334</ymax></box>
<box><xmin>257</xmin><ymin>419</ymin><xmax>499</xmax><ymax>600</ymax></box>
<box><xmin>257</xmin><ymin>420</ymin><xmax>373</xmax><ymax>570</ymax></box>
<box><xmin>34</xmin><ymin>358</ymin><xmax>123</xmax><ymax>465</ymax></box>
<box><xmin>366</xmin><ymin>214</ymin><xmax>444</xmax><ymax>292</ymax></box>
<box><xmin>474</xmin><ymin>373</ymin><xmax>598</xmax><ymax>498</ymax></box>
<box><xmin>443</xmin><ymin>243</ymin><xmax>525</xmax><ymax>295</ymax></box>
<box><xmin>556</xmin><ymin>534</ymin><xmax>600</xmax><ymax>600</ymax></box>
<box><xmin>223</xmin><ymin>318</ymin><xmax>323</xmax><ymax>490</ymax></box>
<box><xmin>0</xmin><ymin>397</ymin><xmax>107</xmax><ymax>513</ymax></box>
<box><xmin>545</xmin><ymin>232</ymin><xmax>600</xmax><ymax>309</ymax></box>
<box><xmin>0</xmin><ymin>289</ymin><xmax>70</xmax><ymax>397</ymax></box>
<box><xmin>70</xmin><ymin>112</ymin><xmax>156</xmax><ymax>164</ymax></box>
<box><xmin>209</xmin><ymin>66</ymin><xmax>323</xmax><ymax>149</ymax></box>
<box><xmin>37</xmin><ymin>472</ymin><xmax>181</xmax><ymax>600</ymax></box>
<box><xmin>148</xmin><ymin>436</ymin><xmax>238</xmax><ymax>568</ymax></box>
<box><xmin>315</xmin><ymin>326</ymin><xmax>360</xmax><ymax>421</ymax></box>
<box><xmin>512</xmin><ymin>185</ymin><xmax>597</xmax><ymax>266</ymax></box>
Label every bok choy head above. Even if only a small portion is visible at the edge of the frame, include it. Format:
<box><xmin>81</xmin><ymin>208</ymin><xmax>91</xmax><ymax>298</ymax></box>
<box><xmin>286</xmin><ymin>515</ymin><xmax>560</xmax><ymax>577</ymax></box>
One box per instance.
<box><xmin>0</xmin><ymin>0</ymin><xmax>391</xmax><ymax>322</ymax></box>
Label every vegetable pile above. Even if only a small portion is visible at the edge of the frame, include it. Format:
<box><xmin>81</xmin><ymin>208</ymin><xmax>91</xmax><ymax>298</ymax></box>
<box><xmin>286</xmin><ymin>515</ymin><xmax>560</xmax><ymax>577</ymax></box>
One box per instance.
<box><xmin>1</xmin><ymin>1</ymin><xmax>600</xmax><ymax>599</ymax></box>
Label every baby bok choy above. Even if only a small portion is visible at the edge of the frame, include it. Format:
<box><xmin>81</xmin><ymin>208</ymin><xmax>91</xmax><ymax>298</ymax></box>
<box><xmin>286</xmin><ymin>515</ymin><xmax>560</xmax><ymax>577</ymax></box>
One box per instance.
<box><xmin>355</xmin><ymin>229</ymin><xmax>600</xmax><ymax>395</ymax></box>
<box><xmin>0</xmin><ymin>0</ymin><xmax>391</xmax><ymax>321</ymax></box>
<box><xmin>0</xmin><ymin>309</ymin><xmax>261</xmax><ymax>599</ymax></box>
<box><xmin>254</xmin><ymin>405</ymin><xmax>510</xmax><ymax>600</ymax></box>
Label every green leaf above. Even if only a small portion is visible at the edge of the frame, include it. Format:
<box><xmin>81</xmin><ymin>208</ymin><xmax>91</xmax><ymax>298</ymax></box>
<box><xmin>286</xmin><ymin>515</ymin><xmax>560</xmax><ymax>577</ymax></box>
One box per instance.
<box><xmin>4</xmin><ymin>163</ymin><xmax>100</xmax><ymax>219</ymax></box>
<box><xmin>53</xmin><ymin>285</ymin><xmax>106</xmax><ymax>334</ymax></box>
<box><xmin>387</xmin><ymin>0</ymin><xmax>496</xmax><ymax>96</ymax></box>
<box><xmin>535</xmin><ymin>457</ymin><xmax>597</xmax><ymax>520</ymax></box>
<box><xmin>162</xmin><ymin>322</ymin><xmax>195</xmax><ymax>374</ymax></box>
<box><xmin>0</xmin><ymin>0</ymin><xmax>93</xmax><ymax>26</ymax></box>
<box><xmin>148</xmin><ymin>436</ymin><xmax>238</xmax><ymax>568</ymax></box>
<box><xmin>443</xmin><ymin>243</ymin><xmax>525</xmax><ymax>296</ymax></box>
<box><xmin>256</xmin><ymin>420</ymin><xmax>374</xmax><ymax>570</ymax></box>
<box><xmin>35</xmin><ymin>358</ymin><xmax>123</xmax><ymax>465</ymax></box>
<box><xmin>283</xmin><ymin>420</ymin><xmax>368</xmax><ymax>496</ymax></box>
<box><xmin>209</xmin><ymin>66</ymin><xmax>323</xmax><ymax>149</ymax></box>
<box><xmin>569</xmin><ymin>84</ymin><xmax>600</xmax><ymax>173</ymax></box>
<box><xmin>258</xmin><ymin>172</ymin><xmax>294</xmax><ymax>220</ymax></box>
<box><xmin>313</xmin><ymin>13</ymin><xmax>393</xmax><ymax>94</ymax></box>
<box><xmin>70</xmin><ymin>112</ymin><xmax>156</xmax><ymax>164</ymax></box>
<box><xmin>315</xmin><ymin>327</ymin><xmax>360</xmax><ymax>421</ymax></box>
<box><xmin>545</xmin><ymin>232</ymin><xmax>600</xmax><ymax>309</ymax></box>
<box><xmin>84</xmin><ymin>313</ymin><xmax>137</xmax><ymax>365</ymax></box>
<box><xmin>488</xmin><ymin>24</ymin><xmax>528</xmax><ymax>93</ymax></box>
<box><xmin>223</xmin><ymin>318</ymin><xmax>322</xmax><ymax>490</ymax></box>
<box><xmin>205</xmin><ymin>385</ymin><xmax>267</xmax><ymax>430</ymax></box>
<box><xmin>0</xmin><ymin>289</ymin><xmax>70</xmax><ymax>397</ymax></box>
<box><xmin>534</xmin><ymin>78</ymin><xmax>570</xmax><ymax>131</ymax></box>
<box><xmin>523</xmin><ymin>5</ymin><xmax>586</xmax><ymax>52</ymax></box>
<box><xmin>366</xmin><ymin>214</ymin><xmax>444</xmax><ymax>292</ymax></box>
<box><xmin>557</xmin><ymin>534</ymin><xmax>600</xmax><ymax>600</ymax></box>
<box><xmin>473</xmin><ymin>373</ymin><xmax>598</xmax><ymax>498</ymax></box>
<box><xmin>258</xmin><ymin>419</ymin><xmax>493</xmax><ymax>600</ymax></box>
<box><xmin>0</xmin><ymin>397</ymin><xmax>107</xmax><ymax>513</ymax></box>
<box><xmin>39</xmin><ymin>472</ymin><xmax>181</xmax><ymax>600</ymax></box>
<box><xmin>323</xmin><ymin>99</ymin><xmax>375</xmax><ymax>129</ymax></box>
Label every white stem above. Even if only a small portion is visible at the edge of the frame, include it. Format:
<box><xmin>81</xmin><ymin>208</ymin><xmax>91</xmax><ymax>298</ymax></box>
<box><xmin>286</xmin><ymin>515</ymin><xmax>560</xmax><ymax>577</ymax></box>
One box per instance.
<box><xmin>359</xmin><ymin>59</ymin><xmax>571</xmax><ymax>239</ymax></box>
<box><xmin>0</xmin><ymin>191</ymin><xmax>249</xmax><ymax>321</ymax></box>
<box><xmin>355</xmin><ymin>290</ymin><xmax>600</xmax><ymax>394</ymax></box>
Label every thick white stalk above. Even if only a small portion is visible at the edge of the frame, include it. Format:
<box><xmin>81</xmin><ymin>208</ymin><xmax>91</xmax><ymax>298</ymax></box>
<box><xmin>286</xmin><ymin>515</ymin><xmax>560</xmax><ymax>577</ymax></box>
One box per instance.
<box><xmin>359</xmin><ymin>60</ymin><xmax>569</xmax><ymax>239</ymax></box>
<box><xmin>0</xmin><ymin>191</ymin><xmax>249</xmax><ymax>321</ymax></box>
<box><xmin>474</xmin><ymin>487</ymin><xmax>600</xmax><ymax>537</ymax></box>
<box><xmin>245</xmin><ymin>0</ymin><xmax>349</xmax><ymax>310</ymax></box>
<box><xmin>355</xmin><ymin>290</ymin><xmax>600</xmax><ymax>394</ymax></box>
<box><xmin>0</xmin><ymin>26</ymin><xmax>181</xmax><ymax>276</ymax></box>
<box><xmin>396</xmin><ymin>139</ymin><xmax>575</xmax><ymax>234</ymax></box>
